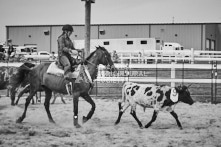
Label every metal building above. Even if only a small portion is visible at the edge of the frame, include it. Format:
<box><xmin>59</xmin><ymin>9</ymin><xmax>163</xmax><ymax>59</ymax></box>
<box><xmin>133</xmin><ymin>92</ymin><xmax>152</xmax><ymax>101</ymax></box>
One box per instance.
<box><xmin>6</xmin><ymin>23</ymin><xmax>221</xmax><ymax>53</ymax></box>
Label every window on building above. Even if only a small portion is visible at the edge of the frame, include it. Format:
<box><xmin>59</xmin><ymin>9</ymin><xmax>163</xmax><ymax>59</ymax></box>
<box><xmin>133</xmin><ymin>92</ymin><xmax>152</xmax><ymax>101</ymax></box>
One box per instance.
<box><xmin>103</xmin><ymin>41</ymin><xmax>109</xmax><ymax>45</ymax></box>
<box><xmin>156</xmin><ymin>40</ymin><xmax>160</xmax><ymax>43</ymax></box>
<box><xmin>140</xmin><ymin>40</ymin><xmax>147</xmax><ymax>44</ymax></box>
<box><xmin>127</xmin><ymin>41</ymin><xmax>133</xmax><ymax>45</ymax></box>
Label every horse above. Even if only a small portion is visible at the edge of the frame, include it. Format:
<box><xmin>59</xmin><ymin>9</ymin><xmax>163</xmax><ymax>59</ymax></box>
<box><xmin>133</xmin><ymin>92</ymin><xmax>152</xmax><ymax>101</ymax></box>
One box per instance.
<box><xmin>14</xmin><ymin>46</ymin><xmax>117</xmax><ymax>128</ymax></box>
<box><xmin>10</xmin><ymin>62</ymin><xmax>36</xmax><ymax>105</ymax></box>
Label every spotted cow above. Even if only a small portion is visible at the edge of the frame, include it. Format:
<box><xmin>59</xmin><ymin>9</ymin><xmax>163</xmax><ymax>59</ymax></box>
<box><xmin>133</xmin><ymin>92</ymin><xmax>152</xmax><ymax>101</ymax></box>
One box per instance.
<box><xmin>115</xmin><ymin>82</ymin><xmax>194</xmax><ymax>129</ymax></box>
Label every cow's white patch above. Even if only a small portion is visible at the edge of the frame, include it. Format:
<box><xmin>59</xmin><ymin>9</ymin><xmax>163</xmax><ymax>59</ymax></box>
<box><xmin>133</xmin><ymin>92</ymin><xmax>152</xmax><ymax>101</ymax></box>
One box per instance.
<box><xmin>170</xmin><ymin>88</ymin><xmax>178</xmax><ymax>102</ymax></box>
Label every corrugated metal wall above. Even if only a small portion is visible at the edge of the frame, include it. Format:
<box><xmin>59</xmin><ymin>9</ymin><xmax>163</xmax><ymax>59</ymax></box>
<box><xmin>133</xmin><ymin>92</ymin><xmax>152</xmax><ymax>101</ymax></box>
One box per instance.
<box><xmin>7</xmin><ymin>23</ymin><xmax>221</xmax><ymax>53</ymax></box>
<box><xmin>98</xmin><ymin>24</ymin><xmax>150</xmax><ymax>39</ymax></box>
<box><xmin>7</xmin><ymin>26</ymin><xmax>51</xmax><ymax>52</ymax></box>
<box><xmin>150</xmin><ymin>24</ymin><xmax>202</xmax><ymax>50</ymax></box>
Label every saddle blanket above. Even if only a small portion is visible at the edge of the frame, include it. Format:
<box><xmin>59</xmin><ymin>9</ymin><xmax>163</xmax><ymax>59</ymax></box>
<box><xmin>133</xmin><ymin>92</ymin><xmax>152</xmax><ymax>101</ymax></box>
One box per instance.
<box><xmin>46</xmin><ymin>62</ymin><xmax>92</xmax><ymax>83</ymax></box>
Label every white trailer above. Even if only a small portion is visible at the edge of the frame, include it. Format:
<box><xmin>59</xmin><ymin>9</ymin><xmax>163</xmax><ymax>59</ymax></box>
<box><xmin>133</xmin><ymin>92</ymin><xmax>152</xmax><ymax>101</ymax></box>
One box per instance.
<box><xmin>73</xmin><ymin>38</ymin><xmax>161</xmax><ymax>54</ymax></box>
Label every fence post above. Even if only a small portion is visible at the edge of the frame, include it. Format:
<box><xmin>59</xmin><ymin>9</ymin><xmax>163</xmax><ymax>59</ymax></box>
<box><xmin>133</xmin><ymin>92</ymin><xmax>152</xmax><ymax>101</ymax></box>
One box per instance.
<box><xmin>171</xmin><ymin>62</ymin><xmax>175</xmax><ymax>87</ymax></box>
<box><xmin>191</xmin><ymin>48</ymin><xmax>194</xmax><ymax>64</ymax></box>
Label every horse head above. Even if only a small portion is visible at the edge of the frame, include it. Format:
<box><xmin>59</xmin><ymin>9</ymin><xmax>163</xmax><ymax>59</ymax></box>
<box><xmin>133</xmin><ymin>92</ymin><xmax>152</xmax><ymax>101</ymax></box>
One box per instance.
<box><xmin>93</xmin><ymin>46</ymin><xmax>117</xmax><ymax>72</ymax></box>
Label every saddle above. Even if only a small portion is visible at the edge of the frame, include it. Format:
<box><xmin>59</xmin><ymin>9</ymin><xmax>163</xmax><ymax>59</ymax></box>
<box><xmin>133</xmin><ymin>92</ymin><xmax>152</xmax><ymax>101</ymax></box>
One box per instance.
<box><xmin>46</xmin><ymin>62</ymin><xmax>79</xmax><ymax>79</ymax></box>
<box><xmin>46</xmin><ymin>61</ymin><xmax>92</xmax><ymax>84</ymax></box>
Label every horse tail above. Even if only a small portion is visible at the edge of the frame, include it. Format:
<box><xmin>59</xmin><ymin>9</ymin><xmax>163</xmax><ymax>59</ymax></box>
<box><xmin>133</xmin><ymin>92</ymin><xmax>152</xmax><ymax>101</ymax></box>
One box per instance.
<box><xmin>10</xmin><ymin>62</ymin><xmax>33</xmax><ymax>88</ymax></box>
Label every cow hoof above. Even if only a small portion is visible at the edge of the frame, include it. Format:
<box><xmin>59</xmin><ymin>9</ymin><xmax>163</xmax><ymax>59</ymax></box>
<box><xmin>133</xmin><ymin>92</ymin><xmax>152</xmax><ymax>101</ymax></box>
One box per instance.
<box><xmin>179</xmin><ymin>127</ymin><xmax>183</xmax><ymax>130</ymax></box>
<box><xmin>82</xmin><ymin>116</ymin><xmax>88</xmax><ymax>123</ymax></box>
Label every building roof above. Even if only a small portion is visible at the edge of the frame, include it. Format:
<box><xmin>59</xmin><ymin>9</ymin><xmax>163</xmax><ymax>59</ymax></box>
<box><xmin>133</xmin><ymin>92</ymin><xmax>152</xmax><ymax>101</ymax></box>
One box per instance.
<box><xmin>6</xmin><ymin>22</ymin><xmax>221</xmax><ymax>27</ymax></box>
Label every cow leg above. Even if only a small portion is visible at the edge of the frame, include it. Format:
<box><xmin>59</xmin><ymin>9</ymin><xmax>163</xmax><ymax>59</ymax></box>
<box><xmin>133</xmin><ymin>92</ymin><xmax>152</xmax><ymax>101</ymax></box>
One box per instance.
<box><xmin>130</xmin><ymin>107</ymin><xmax>143</xmax><ymax>128</ymax></box>
<box><xmin>44</xmin><ymin>87</ymin><xmax>55</xmax><ymax>123</ymax></box>
<box><xmin>170</xmin><ymin>111</ymin><xmax>183</xmax><ymax>129</ymax></box>
<box><xmin>145</xmin><ymin>110</ymin><xmax>158</xmax><ymax>128</ymax></box>
<box><xmin>115</xmin><ymin>102</ymin><xmax>130</xmax><ymax>125</ymax></box>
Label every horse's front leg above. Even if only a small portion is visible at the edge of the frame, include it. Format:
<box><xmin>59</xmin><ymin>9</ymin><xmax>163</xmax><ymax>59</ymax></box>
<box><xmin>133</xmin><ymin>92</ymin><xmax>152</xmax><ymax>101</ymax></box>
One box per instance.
<box><xmin>81</xmin><ymin>93</ymin><xmax>96</xmax><ymax>124</ymax></box>
<box><xmin>73</xmin><ymin>93</ymin><xmax>81</xmax><ymax>128</ymax></box>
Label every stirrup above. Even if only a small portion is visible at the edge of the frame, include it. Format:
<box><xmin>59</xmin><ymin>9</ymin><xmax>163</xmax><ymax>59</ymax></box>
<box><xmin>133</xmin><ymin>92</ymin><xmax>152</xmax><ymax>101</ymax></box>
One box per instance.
<box><xmin>65</xmin><ymin>82</ymin><xmax>72</xmax><ymax>95</ymax></box>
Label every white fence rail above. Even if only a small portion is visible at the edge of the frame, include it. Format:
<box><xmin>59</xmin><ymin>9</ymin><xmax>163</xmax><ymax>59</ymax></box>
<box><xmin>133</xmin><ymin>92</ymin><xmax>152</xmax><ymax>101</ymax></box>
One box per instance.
<box><xmin>116</xmin><ymin>49</ymin><xmax>221</xmax><ymax>64</ymax></box>
<box><xmin>97</xmin><ymin>63</ymin><xmax>220</xmax><ymax>86</ymax></box>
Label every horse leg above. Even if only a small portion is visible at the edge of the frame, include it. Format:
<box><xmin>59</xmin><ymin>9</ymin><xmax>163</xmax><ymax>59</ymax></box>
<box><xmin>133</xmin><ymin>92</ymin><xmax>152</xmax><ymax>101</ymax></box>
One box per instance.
<box><xmin>145</xmin><ymin>110</ymin><xmax>159</xmax><ymax>128</ymax></box>
<box><xmin>10</xmin><ymin>86</ymin><xmax>17</xmax><ymax>106</ymax></box>
<box><xmin>115</xmin><ymin>101</ymin><xmax>130</xmax><ymax>125</ymax></box>
<box><xmin>170</xmin><ymin>111</ymin><xmax>183</xmax><ymax>130</ymax></box>
<box><xmin>73</xmin><ymin>93</ymin><xmax>81</xmax><ymax>128</ymax></box>
<box><xmin>15</xmin><ymin>86</ymin><xmax>29</xmax><ymax>105</ymax></box>
<box><xmin>60</xmin><ymin>94</ymin><xmax>66</xmax><ymax>104</ymax></box>
<box><xmin>16</xmin><ymin>91</ymin><xmax>37</xmax><ymax>123</ymax></box>
<box><xmin>51</xmin><ymin>92</ymin><xmax>56</xmax><ymax>104</ymax></box>
<box><xmin>81</xmin><ymin>93</ymin><xmax>96</xmax><ymax>124</ymax></box>
<box><xmin>44</xmin><ymin>88</ymin><xmax>55</xmax><ymax>123</ymax></box>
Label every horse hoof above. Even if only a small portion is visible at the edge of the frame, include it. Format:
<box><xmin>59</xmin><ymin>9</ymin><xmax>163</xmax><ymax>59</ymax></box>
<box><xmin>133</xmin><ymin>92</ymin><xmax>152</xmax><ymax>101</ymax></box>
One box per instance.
<box><xmin>74</xmin><ymin>123</ymin><xmax>82</xmax><ymax>128</ymax></box>
<box><xmin>16</xmin><ymin>117</ymin><xmax>22</xmax><ymax>123</ymax></box>
<box><xmin>49</xmin><ymin>120</ymin><xmax>56</xmax><ymax>124</ymax></box>
<box><xmin>114</xmin><ymin>121</ymin><xmax>119</xmax><ymax>125</ymax></box>
<box><xmin>82</xmin><ymin>116</ymin><xmax>88</xmax><ymax>123</ymax></box>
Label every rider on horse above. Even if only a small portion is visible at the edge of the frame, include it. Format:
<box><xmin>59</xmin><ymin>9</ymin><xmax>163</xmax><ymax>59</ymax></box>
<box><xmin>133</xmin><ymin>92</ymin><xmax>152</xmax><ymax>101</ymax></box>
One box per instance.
<box><xmin>57</xmin><ymin>24</ymin><xmax>82</xmax><ymax>81</ymax></box>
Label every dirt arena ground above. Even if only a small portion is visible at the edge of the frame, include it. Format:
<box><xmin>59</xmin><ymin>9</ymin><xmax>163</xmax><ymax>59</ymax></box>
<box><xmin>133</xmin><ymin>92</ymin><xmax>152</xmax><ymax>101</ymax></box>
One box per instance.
<box><xmin>0</xmin><ymin>93</ymin><xmax>221</xmax><ymax>147</ymax></box>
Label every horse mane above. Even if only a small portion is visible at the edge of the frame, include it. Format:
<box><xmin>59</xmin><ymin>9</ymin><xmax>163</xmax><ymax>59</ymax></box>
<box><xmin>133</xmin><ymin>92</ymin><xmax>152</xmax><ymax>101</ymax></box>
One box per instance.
<box><xmin>84</xmin><ymin>46</ymin><xmax>108</xmax><ymax>64</ymax></box>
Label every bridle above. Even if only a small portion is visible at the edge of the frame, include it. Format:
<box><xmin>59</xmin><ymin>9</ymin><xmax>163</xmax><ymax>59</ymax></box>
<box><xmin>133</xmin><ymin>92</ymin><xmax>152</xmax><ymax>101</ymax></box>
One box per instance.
<box><xmin>85</xmin><ymin>48</ymin><xmax>113</xmax><ymax>69</ymax></box>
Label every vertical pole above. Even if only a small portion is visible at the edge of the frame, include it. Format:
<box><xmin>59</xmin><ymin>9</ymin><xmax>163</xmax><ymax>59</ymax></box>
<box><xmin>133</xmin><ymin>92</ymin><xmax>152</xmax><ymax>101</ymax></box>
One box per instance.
<box><xmin>191</xmin><ymin>48</ymin><xmax>194</xmax><ymax>64</ymax></box>
<box><xmin>211</xmin><ymin>62</ymin><xmax>214</xmax><ymax>104</ymax></box>
<box><xmin>84</xmin><ymin>0</ymin><xmax>91</xmax><ymax>59</ymax></box>
<box><xmin>171</xmin><ymin>62</ymin><xmax>175</xmax><ymax>87</ymax></box>
<box><xmin>214</xmin><ymin>61</ymin><xmax>217</xmax><ymax>104</ymax></box>
<box><xmin>49</xmin><ymin>26</ymin><xmax>52</xmax><ymax>53</ymax></box>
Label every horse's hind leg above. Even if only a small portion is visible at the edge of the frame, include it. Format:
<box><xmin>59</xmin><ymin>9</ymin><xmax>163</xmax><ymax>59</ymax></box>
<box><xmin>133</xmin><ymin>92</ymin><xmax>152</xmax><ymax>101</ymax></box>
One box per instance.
<box><xmin>44</xmin><ymin>87</ymin><xmax>55</xmax><ymax>123</ymax></box>
<box><xmin>16</xmin><ymin>91</ymin><xmax>37</xmax><ymax>123</ymax></box>
<box><xmin>81</xmin><ymin>93</ymin><xmax>96</xmax><ymax>124</ymax></box>
<box><xmin>15</xmin><ymin>86</ymin><xmax>29</xmax><ymax>105</ymax></box>
<box><xmin>73</xmin><ymin>93</ymin><xmax>81</xmax><ymax>128</ymax></box>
